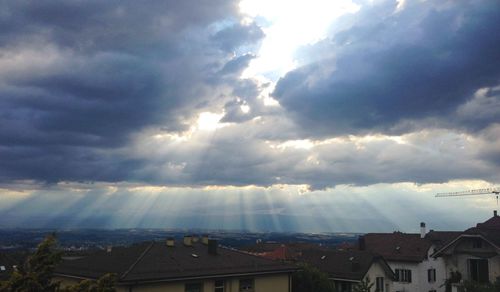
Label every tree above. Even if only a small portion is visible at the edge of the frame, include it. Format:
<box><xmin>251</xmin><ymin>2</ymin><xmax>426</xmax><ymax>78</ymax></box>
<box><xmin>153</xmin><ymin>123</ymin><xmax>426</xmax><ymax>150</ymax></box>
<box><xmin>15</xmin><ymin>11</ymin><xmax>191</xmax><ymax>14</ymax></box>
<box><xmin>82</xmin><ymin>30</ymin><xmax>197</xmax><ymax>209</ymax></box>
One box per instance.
<box><xmin>59</xmin><ymin>273</ymin><xmax>117</xmax><ymax>292</ymax></box>
<box><xmin>292</xmin><ymin>263</ymin><xmax>337</xmax><ymax>292</ymax></box>
<box><xmin>457</xmin><ymin>277</ymin><xmax>500</xmax><ymax>292</ymax></box>
<box><xmin>353</xmin><ymin>277</ymin><xmax>374</xmax><ymax>292</ymax></box>
<box><xmin>1</xmin><ymin>233</ymin><xmax>62</xmax><ymax>291</ymax></box>
<box><xmin>443</xmin><ymin>270</ymin><xmax>462</xmax><ymax>292</ymax></box>
<box><xmin>0</xmin><ymin>234</ymin><xmax>117</xmax><ymax>292</ymax></box>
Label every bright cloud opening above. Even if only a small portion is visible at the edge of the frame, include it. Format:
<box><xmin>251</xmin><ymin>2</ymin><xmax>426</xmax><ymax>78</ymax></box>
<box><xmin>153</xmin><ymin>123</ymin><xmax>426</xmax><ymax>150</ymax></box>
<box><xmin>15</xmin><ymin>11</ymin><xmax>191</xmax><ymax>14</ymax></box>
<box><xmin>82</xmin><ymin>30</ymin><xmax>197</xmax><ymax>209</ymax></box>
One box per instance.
<box><xmin>239</xmin><ymin>0</ymin><xmax>360</xmax><ymax>80</ymax></box>
<box><xmin>196</xmin><ymin>112</ymin><xmax>225</xmax><ymax>131</ymax></box>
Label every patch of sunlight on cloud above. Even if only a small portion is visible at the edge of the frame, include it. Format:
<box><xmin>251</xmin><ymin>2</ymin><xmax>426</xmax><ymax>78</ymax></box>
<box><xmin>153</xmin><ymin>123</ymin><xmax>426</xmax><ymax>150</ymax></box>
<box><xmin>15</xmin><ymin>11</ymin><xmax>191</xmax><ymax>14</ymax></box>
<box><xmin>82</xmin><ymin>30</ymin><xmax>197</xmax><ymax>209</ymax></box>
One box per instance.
<box><xmin>271</xmin><ymin>139</ymin><xmax>315</xmax><ymax>150</ymax></box>
<box><xmin>152</xmin><ymin>132</ymin><xmax>190</xmax><ymax>143</ymax></box>
<box><xmin>240</xmin><ymin>104</ymin><xmax>250</xmax><ymax>113</ymax></box>
<box><xmin>239</xmin><ymin>0</ymin><xmax>360</xmax><ymax>80</ymax></box>
<box><xmin>126</xmin><ymin>185</ymin><xmax>171</xmax><ymax>194</ymax></box>
<box><xmin>197</xmin><ymin>112</ymin><xmax>227</xmax><ymax>131</ymax></box>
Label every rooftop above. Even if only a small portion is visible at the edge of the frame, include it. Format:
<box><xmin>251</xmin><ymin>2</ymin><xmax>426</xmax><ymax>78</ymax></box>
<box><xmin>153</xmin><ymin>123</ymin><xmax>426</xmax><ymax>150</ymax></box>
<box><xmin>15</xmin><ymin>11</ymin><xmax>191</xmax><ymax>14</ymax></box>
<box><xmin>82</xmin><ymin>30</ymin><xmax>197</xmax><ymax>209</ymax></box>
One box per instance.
<box><xmin>297</xmin><ymin>249</ymin><xmax>394</xmax><ymax>281</ymax></box>
<box><xmin>55</xmin><ymin>240</ymin><xmax>297</xmax><ymax>284</ymax></box>
<box><xmin>465</xmin><ymin>212</ymin><xmax>500</xmax><ymax>247</ymax></box>
<box><xmin>361</xmin><ymin>229</ymin><xmax>461</xmax><ymax>262</ymax></box>
<box><xmin>362</xmin><ymin>232</ymin><xmax>431</xmax><ymax>262</ymax></box>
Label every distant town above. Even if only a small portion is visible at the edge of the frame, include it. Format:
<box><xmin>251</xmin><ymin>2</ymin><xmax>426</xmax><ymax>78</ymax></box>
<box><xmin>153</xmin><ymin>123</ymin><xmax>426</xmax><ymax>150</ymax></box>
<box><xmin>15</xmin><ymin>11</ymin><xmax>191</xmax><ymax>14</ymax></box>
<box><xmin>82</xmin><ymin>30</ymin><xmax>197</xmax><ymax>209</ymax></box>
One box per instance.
<box><xmin>0</xmin><ymin>228</ymin><xmax>359</xmax><ymax>252</ymax></box>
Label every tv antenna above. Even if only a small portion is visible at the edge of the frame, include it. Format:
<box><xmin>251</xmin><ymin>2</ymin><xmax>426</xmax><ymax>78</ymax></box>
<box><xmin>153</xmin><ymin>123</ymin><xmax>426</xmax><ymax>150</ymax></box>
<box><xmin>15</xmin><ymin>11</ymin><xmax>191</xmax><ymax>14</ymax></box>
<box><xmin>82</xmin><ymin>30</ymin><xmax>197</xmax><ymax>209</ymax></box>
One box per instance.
<box><xmin>436</xmin><ymin>187</ymin><xmax>499</xmax><ymax>205</ymax></box>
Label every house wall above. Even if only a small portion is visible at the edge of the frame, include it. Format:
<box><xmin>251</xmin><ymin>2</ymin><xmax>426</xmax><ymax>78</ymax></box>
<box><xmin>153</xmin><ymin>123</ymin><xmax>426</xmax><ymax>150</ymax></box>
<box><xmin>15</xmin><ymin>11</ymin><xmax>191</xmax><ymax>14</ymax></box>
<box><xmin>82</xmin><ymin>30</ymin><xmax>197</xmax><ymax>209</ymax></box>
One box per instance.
<box><xmin>443</xmin><ymin>254</ymin><xmax>500</xmax><ymax>283</ymax></box>
<box><xmin>56</xmin><ymin>273</ymin><xmax>291</xmax><ymax>292</ymax></box>
<box><xmin>385</xmin><ymin>246</ymin><xmax>449</xmax><ymax>292</ymax></box>
<box><xmin>332</xmin><ymin>261</ymin><xmax>395</xmax><ymax>292</ymax></box>
<box><xmin>419</xmin><ymin>244</ymin><xmax>447</xmax><ymax>292</ymax></box>
<box><xmin>388</xmin><ymin>261</ymin><xmax>420</xmax><ymax>292</ymax></box>
<box><xmin>365</xmin><ymin>261</ymin><xmax>394</xmax><ymax>292</ymax></box>
<box><xmin>440</xmin><ymin>237</ymin><xmax>500</xmax><ymax>283</ymax></box>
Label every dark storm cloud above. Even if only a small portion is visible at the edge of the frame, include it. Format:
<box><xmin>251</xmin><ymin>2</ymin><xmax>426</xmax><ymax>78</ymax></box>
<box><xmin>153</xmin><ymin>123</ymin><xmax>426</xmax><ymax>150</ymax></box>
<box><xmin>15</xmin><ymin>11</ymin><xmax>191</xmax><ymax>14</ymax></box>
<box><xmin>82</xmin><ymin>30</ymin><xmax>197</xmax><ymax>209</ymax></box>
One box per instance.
<box><xmin>212</xmin><ymin>22</ymin><xmax>264</xmax><ymax>52</ymax></box>
<box><xmin>0</xmin><ymin>1</ymin><xmax>264</xmax><ymax>183</ymax></box>
<box><xmin>273</xmin><ymin>0</ymin><xmax>500</xmax><ymax>136</ymax></box>
<box><xmin>219</xmin><ymin>53</ymin><xmax>255</xmax><ymax>75</ymax></box>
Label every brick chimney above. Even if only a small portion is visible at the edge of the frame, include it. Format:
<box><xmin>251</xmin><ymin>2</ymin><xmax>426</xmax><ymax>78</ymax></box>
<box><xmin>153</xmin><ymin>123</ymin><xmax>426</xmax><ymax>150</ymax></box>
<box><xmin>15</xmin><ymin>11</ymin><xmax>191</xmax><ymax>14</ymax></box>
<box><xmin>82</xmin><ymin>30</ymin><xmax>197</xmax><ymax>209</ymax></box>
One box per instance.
<box><xmin>420</xmin><ymin>222</ymin><xmax>426</xmax><ymax>239</ymax></box>
<box><xmin>494</xmin><ymin>210</ymin><xmax>497</xmax><ymax>217</ymax></box>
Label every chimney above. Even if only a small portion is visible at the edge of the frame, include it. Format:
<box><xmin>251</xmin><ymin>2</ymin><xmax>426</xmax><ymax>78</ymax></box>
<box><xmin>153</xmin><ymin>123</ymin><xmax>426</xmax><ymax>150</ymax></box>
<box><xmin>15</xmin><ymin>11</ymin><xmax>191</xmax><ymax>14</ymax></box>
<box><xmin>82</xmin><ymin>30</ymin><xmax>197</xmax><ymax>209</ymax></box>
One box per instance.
<box><xmin>358</xmin><ymin>236</ymin><xmax>365</xmax><ymax>251</ymax></box>
<box><xmin>166</xmin><ymin>237</ymin><xmax>175</xmax><ymax>247</ymax></box>
<box><xmin>208</xmin><ymin>239</ymin><xmax>218</xmax><ymax>255</ymax></box>
<box><xmin>202</xmin><ymin>234</ymin><xmax>209</xmax><ymax>245</ymax></box>
<box><xmin>420</xmin><ymin>222</ymin><xmax>426</xmax><ymax>239</ymax></box>
<box><xmin>494</xmin><ymin>210</ymin><xmax>498</xmax><ymax>217</ymax></box>
<box><xmin>183</xmin><ymin>235</ymin><xmax>193</xmax><ymax>247</ymax></box>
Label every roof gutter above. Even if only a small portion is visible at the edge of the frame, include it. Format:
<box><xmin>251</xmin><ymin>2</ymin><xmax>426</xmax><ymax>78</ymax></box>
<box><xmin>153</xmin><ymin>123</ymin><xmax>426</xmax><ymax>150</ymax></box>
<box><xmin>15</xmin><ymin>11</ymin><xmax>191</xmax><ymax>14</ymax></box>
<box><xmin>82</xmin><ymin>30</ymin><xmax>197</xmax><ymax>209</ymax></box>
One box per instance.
<box><xmin>328</xmin><ymin>277</ymin><xmax>360</xmax><ymax>283</ymax></box>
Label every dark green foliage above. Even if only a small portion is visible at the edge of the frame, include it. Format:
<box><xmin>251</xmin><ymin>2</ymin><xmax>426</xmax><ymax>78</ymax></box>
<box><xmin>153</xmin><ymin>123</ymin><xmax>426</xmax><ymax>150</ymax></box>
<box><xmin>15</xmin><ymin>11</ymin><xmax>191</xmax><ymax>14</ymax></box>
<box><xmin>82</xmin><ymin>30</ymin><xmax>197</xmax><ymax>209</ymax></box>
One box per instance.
<box><xmin>353</xmin><ymin>277</ymin><xmax>374</xmax><ymax>292</ymax></box>
<box><xmin>292</xmin><ymin>263</ymin><xmax>337</xmax><ymax>292</ymax></box>
<box><xmin>59</xmin><ymin>273</ymin><xmax>117</xmax><ymax>292</ymax></box>
<box><xmin>0</xmin><ymin>234</ymin><xmax>117</xmax><ymax>292</ymax></box>
<box><xmin>457</xmin><ymin>277</ymin><xmax>500</xmax><ymax>292</ymax></box>
<box><xmin>444</xmin><ymin>270</ymin><xmax>462</xmax><ymax>292</ymax></box>
<box><xmin>1</xmin><ymin>233</ymin><xmax>61</xmax><ymax>291</ymax></box>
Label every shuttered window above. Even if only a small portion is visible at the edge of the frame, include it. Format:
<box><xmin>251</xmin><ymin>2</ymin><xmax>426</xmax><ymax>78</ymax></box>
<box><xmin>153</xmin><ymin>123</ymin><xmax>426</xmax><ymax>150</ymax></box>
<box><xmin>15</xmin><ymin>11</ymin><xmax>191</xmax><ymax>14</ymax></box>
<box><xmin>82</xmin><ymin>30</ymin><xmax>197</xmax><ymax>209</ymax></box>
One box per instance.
<box><xmin>376</xmin><ymin>277</ymin><xmax>384</xmax><ymax>292</ymax></box>
<box><xmin>428</xmin><ymin>268</ymin><xmax>436</xmax><ymax>282</ymax></box>
<box><xmin>395</xmin><ymin>269</ymin><xmax>412</xmax><ymax>282</ymax></box>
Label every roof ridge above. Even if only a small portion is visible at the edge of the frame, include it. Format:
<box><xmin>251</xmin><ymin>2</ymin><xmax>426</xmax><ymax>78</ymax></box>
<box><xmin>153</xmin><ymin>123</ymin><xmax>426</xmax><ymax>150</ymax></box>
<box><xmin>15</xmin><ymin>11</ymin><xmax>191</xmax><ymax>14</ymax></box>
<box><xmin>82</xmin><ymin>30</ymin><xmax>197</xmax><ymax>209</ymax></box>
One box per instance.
<box><xmin>120</xmin><ymin>241</ymin><xmax>155</xmax><ymax>280</ymax></box>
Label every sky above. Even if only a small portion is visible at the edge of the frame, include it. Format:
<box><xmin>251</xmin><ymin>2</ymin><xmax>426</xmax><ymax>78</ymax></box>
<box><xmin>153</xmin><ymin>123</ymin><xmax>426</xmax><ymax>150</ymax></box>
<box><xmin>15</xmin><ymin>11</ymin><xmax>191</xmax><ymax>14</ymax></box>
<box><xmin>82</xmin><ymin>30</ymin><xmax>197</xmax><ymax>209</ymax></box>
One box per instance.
<box><xmin>1</xmin><ymin>0</ymin><xmax>499</xmax><ymax>233</ymax></box>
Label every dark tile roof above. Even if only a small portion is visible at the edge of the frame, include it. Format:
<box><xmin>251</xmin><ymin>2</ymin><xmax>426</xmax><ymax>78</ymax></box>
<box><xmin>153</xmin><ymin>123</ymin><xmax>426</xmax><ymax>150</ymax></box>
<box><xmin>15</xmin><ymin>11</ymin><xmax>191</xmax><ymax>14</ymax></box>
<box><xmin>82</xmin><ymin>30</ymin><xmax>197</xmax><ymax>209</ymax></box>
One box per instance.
<box><xmin>465</xmin><ymin>214</ymin><xmax>500</xmax><ymax>247</ymax></box>
<box><xmin>297</xmin><ymin>249</ymin><xmax>394</xmax><ymax>281</ymax></box>
<box><xmin>425</xmin><ymin>231</ymin><xmax>462</xmax><ymax>249</ymax></box>
<box><xmin>55</xmin><ymin>241</ymin><xmax>297</xmax><ymax>283</ymax></box>
<box><xmin>432</xmin><ymin>214</ymin><xmax>500</xmax><ymax>257</ymax></box>
<box><xmin>362</xmin><ymin>233</ymin><xmax>431</xmax><ymax>262</ymax></box>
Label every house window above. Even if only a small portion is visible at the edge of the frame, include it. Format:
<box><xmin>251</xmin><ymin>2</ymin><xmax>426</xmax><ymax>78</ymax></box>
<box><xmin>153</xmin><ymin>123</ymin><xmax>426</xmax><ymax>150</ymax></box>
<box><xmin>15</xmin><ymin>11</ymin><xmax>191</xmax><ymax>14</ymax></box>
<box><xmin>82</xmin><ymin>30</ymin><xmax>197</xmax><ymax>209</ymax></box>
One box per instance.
<box><xmin>185</xmin><ymin>283</ymin><xmax>203</xmax><ymax>292</ymax></box>
<box><xmin>376</xmin><ymin>277</ymin><xmax>384</xmax><ymax>292</ymax></box>
<box><xmin>215</xmin><ymin>279</ymin><xmax>224</xmax><ymax>292</ymax></box>
<box><xmin>428</xmin><ymin>268</ymin><xmax>436</xmax><ymax>282</ymax></box>
<box><xmin>239</xmin><ymin>278</ymin><xmax>254</xmax><ymax>292</ymax></box>
<box><xmin>468</xmin><ymin>259</ymin><xmax>489</xmax><ymax>283</ymax></box>
<box><xmin>395</xmin><ymin>269</ymin><xmax>412</xmax><ymax>282</ymax></box>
